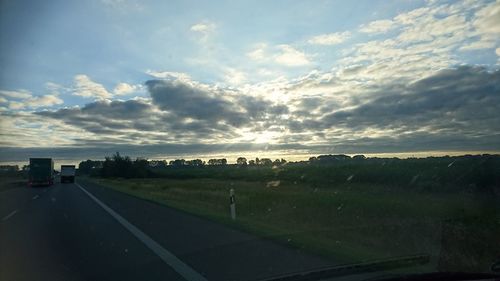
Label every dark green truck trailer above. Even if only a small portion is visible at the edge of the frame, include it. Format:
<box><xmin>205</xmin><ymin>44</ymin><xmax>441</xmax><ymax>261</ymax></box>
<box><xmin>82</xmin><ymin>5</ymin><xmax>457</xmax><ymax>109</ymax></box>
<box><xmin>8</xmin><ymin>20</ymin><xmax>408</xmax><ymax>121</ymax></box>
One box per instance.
<box><xmin>29</xmin><ymin>158</ymin><xmax>54</xmax><ymax>186</ymax></box>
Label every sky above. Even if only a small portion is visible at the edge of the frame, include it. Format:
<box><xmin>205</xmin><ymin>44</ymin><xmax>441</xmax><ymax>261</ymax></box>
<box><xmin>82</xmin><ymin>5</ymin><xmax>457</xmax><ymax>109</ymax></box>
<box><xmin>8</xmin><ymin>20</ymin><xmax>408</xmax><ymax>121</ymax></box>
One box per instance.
<box><xmin>0</xmin><ymin>0</ymin><xmax>499</xmax><ymax>163</ymax></box>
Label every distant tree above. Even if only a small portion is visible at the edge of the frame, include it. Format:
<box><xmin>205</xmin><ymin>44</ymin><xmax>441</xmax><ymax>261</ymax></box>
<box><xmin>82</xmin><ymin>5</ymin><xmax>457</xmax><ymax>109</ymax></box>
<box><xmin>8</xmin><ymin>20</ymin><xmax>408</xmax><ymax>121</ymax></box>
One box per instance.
<box><xmin>186</xmin><ymin>159</ymin><xmax>204</xmax><ymax>166</ymax></box>
<box><xmin>260</xmin><ymin>158</ymin><xmax>273</xmax><ymax>166</ymax></box>
<box><xmin>208</xmin><ymin>158</ymin><xmax>227</xmax><ymax>166</ymax></box>
<box><xmin>115</xmin><ymin>152</ymin><xmax>133</xmax><ymax>176</ymax></box>
<box><xmin>316</xmin><ymin>154</ymin><xmax>351</xmax><ymax>163</ymax></box>
<box><xmin>1</xmin><ymin>165</ymin><xmax>18</xmax><ymax>172</ymax></box>
<box><xmin>78</xmin><ymin>160</ymin><xmax>103</xmax><ymax>176</ymax></box>
<box><xmin>353</xmin><ymin>155</ymin><xmax>366</xmax><ymax>160</ymax></box>
<box><xmin>248</xmin><ymin>160</ymin><xmax>256</xmax><ymax>166</ymax></box>
<box><xmin>101</xmin><ymin>152</ymin><xmax>134</xmax><ymax>178</ymax></box>
<box><xmin>236</xmin><ymin>157</ymin><xmax>247</xmax><ymax>166</ymax></box>
<box><xmin>0</xmin><ymin>165</ymin><xmax>19</xmax><ymax>176</ymax></box>
<box><xmin>170</xmin><ymin>159</ymin><xmax>186</xmax><ymax>166</ymax></box>
<box><xmin>255</xmin><ymin>158</ymin><xmax>260</xmax><ymax>165</ymax></box>
<box><xmin>149</xmin><ymin>160</ymin><xmax>167</xmax><ymax>168</ymax></box>
<box><xmin>132</xmin><ymin>158</ymin><xmax>149</xmax><ymax>178</ymax></box>
<box><xmin>79</xmin><ymin>159</ymin><xmax>99</xmax><ymax>174</ymax></box>
<box><xmin>101</xmin><ymin>156</ymin><xmax>115</xmax><ymax>177</ymax></box>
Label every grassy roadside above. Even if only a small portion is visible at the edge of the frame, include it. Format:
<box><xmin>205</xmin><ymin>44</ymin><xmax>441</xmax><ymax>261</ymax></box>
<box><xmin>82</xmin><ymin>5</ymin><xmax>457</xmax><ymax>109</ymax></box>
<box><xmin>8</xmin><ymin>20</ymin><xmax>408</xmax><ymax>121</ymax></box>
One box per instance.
<box><xmin>83</xmin><ymin>176</ymin><xmax>499</xmax><ymax>271</ymax></box>
<box><xmin>0</xmin><ymin>174</ymin><xmax>26</xmax><ymax>193</ymax></box>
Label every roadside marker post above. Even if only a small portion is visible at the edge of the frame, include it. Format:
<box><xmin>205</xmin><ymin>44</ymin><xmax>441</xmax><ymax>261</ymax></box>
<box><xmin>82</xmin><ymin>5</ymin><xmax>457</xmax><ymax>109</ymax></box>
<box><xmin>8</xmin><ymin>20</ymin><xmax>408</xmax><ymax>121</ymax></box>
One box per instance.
<box><xmin>230</xmin><ymin>188</ymin><xmax>236</xmax><ymax>220</ymax></box>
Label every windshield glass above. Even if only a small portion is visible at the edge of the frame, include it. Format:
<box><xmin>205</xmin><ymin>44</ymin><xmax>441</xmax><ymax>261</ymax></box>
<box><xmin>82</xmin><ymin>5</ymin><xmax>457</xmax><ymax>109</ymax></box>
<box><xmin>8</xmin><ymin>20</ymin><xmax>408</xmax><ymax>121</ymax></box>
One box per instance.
<box><xmin>1</xmin><ymin>1</ymin><xmax>499</xmax><ymax>281</ymax></box>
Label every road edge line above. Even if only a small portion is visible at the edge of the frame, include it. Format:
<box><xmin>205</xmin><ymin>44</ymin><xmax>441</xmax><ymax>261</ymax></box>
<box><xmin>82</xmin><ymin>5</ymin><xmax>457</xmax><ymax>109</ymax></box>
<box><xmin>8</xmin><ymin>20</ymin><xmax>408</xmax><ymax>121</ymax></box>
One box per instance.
<box><xmin>2</xmin><ymin>209</ymin><xmax>18</xmax><ymax>221</ymax></box>
<box><xmin>75</xmin><ymin>183</ymin><xmax>208</xmax><ymax>281</ymax></box>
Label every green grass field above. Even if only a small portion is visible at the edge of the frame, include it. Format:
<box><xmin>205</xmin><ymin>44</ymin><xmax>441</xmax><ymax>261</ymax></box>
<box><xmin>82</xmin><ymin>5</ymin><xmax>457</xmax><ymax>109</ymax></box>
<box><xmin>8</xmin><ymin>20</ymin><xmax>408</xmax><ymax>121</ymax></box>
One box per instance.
<box><xmin>85</xmin><ymin>176</ymin><xmax>500</xmax><ymax>272</ymax></box>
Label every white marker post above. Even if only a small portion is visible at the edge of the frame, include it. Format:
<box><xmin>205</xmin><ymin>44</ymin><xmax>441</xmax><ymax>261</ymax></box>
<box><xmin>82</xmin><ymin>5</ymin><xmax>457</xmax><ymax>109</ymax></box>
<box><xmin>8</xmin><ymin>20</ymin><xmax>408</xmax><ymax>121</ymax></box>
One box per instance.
<box><xmin>229</xmin><ymin>188</ymin><xmax>236</xmax><ymax>220</ymax></box>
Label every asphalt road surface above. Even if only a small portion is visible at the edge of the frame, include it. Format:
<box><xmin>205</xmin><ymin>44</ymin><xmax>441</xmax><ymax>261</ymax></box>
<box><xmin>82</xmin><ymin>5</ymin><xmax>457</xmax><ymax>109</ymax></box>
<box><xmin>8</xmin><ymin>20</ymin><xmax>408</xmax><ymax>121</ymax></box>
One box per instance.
<box><xmin>0</xmin><ymin>179</ymin><xmax>333</xmax><ymax>281</ymax></box>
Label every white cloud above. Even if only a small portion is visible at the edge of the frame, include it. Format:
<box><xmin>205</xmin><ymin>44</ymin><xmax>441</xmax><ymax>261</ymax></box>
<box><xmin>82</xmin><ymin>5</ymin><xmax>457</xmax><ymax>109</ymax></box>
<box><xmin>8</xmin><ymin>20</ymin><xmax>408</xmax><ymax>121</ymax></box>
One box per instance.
<box><xmin>472</xmin><ymin>0</ymin><xmax>500</xmax><ymax>36</ymax></box>
<box><xmin>496</xmin><ymin>47</ymin><xmax>500</xmax><ymax>56</ymax></box>
<box><xmin>275</xmin><ymin>45</ymin><xmax>310</xmax><ymax>66</ymax></box>
<box><xmin>460</xmin><ymin>40</ymin><xmax>496</xmax><ymax>51</ymax></box>
<box><xmin>465</xmin><ymin>0</ymin><xmax>500</xmax><ymax>51</ymax></box>
<box><xmin>100</xmin><ymin>0</ymin><xmax>144</xmax><ymax>13</ymax></box>
<box><xmin>0</xmin><ymin>89</ymin><xmax>32</xmax><ymax>99</ymax></box>
<box><xmin>45</xmin><ymin>82</ymin><xmax>64</xmax><ymax>91</ymax></box>
<box><xmin>383</xmin><ymin>0</ymin><xmax>499</xmax><ymax>54</ymax></box>
<box><xmin>73</xmin><ymin>74</ymin><xmax>112</xmax><ymax>100</ymax></box>
<box><xmin>246</xmin><ymin>43</ymin><xmax>267</xmax><ymax>61</ymax></box>
<box><xmin>223</xmin><ymin>68</ymin><xmax>247</xmax><ymax>86</ymax></box>
<box><xmin>7</xmin><ymin>101</ymin><xmax>24</xmax><ymax>110</ymax></box>
<box><xmin>258</xmin><ymin>68</ymin><xmax>274</xmax><ymax>76</ymax></box>
<box><xmin>0</xmin><ymin>89</ymin><xmax>62</xmax><ymax>109</ymax></box>
<box><xmin>113</xmin><ymin>82</ymin><xmax>140</xmax><ymax>96</ymax></box>
<box><xmin>308</xmin><ymin>31</ymin><xmax>350</xmax><ymax>45</ymax></box>
<box><xmin>8</xmin><ymin>95</ymin><xmax>63</xmax><ymax>110</ymax></box>
<box><xmin>0</xmin><ymin>111</ymin><xmax>89</xmax><ymax>147</ymax></box>
<box><xmin>359</xmin><ymin>20</ymin><xmax>395</xmax><ymax>34</ymax></box>
<box><xmin>337</xmin><ymin>0</ymin><xmax>497</xmax><ymax>80</ymax></box>
<box><xmin>396</xmin><ymin>13</ymin><xmax>469</xmax><ymax>44</ymax></box>
<box><xmin>190</xmin><ymin>21</ymin><xmax>216</xmax><ymax>41</ymax></box>
<box><xmin>394</xmin><ymin>7</ymin><xmax>430</xmax><ymax>25</ymax></box>
<box><xmin>145</xmin><ymin>70</ymin><xmax>192</xmax><ymax>81</ymax></box>
<box><xmin>190</xmin><ymin>22</ymin><xmax>216</xmax><ymax>33</ymax></box>
<box><xmin>247</xmin><ymin>43</ymin><xmax>314</xmax><ymax>67</ymax></box>
<box><xmin>26</xmin><ymin>95</ymin><xmax>63</xmax><ymax>108</ymax></box>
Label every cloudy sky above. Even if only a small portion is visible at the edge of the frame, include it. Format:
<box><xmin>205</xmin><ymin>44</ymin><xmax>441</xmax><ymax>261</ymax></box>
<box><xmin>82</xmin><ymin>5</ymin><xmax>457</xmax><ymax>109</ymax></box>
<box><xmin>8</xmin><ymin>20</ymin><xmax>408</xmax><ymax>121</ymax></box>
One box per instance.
<box><xmin>1</xmin><ymin>0</ymin><xmax>499</xmax><ymax>162</ymax></box>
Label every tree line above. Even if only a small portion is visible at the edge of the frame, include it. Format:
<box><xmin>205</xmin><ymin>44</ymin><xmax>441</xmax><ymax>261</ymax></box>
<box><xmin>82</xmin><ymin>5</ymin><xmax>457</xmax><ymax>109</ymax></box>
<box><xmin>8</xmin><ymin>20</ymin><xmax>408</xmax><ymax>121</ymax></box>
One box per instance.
<box><xmin>78</xmin><ymin>152</ymin><xmax>290</xmax><ymax>178</ymax></box>
<box><xmin>78</xmin><ymin>153</ymin><xmax>378</xmax><ymax>177</ymax></box>
<box><xmin>77</xmin><ymin>153</ymin><xmax>500</xmax><ymax>192</ymax></box>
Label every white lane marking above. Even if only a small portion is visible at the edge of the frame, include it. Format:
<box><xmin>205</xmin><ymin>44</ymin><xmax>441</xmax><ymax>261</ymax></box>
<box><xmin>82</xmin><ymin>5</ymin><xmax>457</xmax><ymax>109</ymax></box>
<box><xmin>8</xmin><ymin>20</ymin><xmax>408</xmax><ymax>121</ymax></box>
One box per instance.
<box><xmin>2</xmin><ymin>210</ymin><xmax>18</xmax><ymax>221</ymax></box>
<box><xmin>32</xmin><ymin>195</ymin><xmax>39</xmax><ymax>200</ymax></box>
<box><xmin>75</xmin><ymin>183</ymin><xmax>208</xmax><ymax>281</ymax></box>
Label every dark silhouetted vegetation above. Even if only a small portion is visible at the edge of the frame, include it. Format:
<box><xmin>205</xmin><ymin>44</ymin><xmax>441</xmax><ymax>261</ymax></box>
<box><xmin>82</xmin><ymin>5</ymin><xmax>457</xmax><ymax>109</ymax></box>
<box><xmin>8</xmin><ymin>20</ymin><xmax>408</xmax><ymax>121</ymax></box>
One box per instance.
<box><xmin>0</xmin><ymin>165</ymin><xmax>22</xmax><ymax>178</ymax></box>
<box><xmin>95</xmin><ymin>152</ymin><xmax>154</xmax><ymax>178</ymax></box>
<box><xmin>78</xmin><ymin>153</ymin><xmax>500</xmax><ymax>192</ymax></box>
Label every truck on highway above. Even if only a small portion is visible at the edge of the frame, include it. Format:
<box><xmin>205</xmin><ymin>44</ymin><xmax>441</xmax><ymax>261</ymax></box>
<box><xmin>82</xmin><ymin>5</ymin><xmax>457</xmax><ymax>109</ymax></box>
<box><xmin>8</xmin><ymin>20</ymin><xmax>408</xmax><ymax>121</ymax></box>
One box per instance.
<box><xmin>29</xmin><ymin>158</ymin><xmax>54</xmax><ymax>187</ymax></box>
<box><xmin>60</xmin><ymin>165</ymin><xmax>76</xmax><ymax>183</ymax></box>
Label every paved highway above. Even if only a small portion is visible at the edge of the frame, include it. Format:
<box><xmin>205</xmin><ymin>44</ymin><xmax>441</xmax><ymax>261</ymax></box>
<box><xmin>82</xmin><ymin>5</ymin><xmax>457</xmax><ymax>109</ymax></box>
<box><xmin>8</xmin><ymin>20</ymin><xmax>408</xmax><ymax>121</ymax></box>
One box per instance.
<box><xmin>0</xmin><ymin>179</ymin><xmax>332</xmax><ymax>281</ymax></box>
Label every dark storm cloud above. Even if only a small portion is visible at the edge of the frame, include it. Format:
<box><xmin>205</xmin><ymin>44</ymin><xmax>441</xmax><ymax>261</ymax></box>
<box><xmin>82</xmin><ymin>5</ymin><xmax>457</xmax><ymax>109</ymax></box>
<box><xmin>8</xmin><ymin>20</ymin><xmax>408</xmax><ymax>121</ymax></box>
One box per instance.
<box><xmin>37</xmin><ymin>99</ymin><xmax>152</xmax><ymax>120</ymax></box>
<box><xmin>33</xmin><ymin>84</ymin><xmax>286</xmax><ymax>142</ymax></box>
<box><xmin>322</xmin><ymin>132</ymin><xmax>500</xmax><ymax>154</ymax></box>
<box><xmin>146</xmin><ymin>79</ymin><xmax>248</xmax><ymax>126</ymax></box>
<box><xmin>81</xmin><ymin>99</ymin><xmax>151</xmax><ymax>119</ymax></box>
<box><xmin>35</xmin><ymin>99</ymin><xmax>158</xmax><ymax>135</ymax></box>
<box><xmin>297</xmin><ymin>97</ymin><xmax>323</xmax><ymax>110</ymax></box>
<box><xmin>237</xmin><ymin>95</ymin><xmax>289</xmax><ymax>119</ymax></box>
<box><xmin>35</xmin><ymin>99</ymin><xmax>179</xmax><ymax>138</ymax></box>
<box><xmin>145</xmin><ymin>79</ymin><xmax>289</xmax><ymax>127</ymax></box>
<box><xmin>321</xmin><ymin>66</ymin><xmax>500</xmax><ymax>132</ymax></box>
